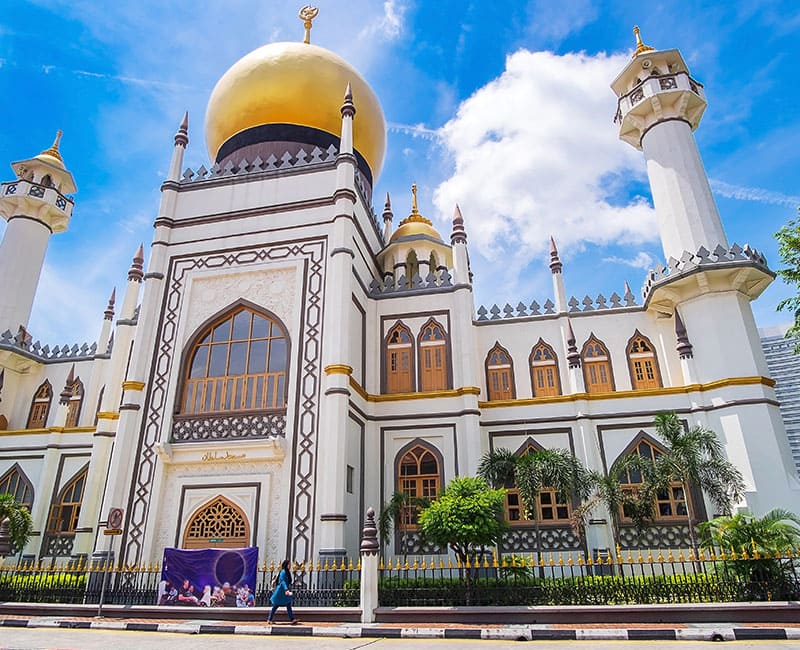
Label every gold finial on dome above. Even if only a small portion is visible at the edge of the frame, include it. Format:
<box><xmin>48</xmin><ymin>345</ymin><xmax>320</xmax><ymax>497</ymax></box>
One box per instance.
<box><xmin>299</xmin><ymin>5</ymin><xmax>319</xmax><ymax>44</ymax></box>
<box><xmin>632</xmin><ymin>25</ymin><xmax>655</xmax><ymax>58</ymax></box>
<box><xmin>39</xmin><ymin>130</ymin><xmax>64</xmax><ymax>164</ymax></box>
<box><xmin>399</xmin><ymin>183</ymin><xmax>433</xmax><ymax>226</ymax></box>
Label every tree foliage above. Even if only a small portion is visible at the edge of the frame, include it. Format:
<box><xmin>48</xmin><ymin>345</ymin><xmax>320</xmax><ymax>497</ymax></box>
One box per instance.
<box><xmin>377</xmin><ymin>491</ymin><xmax>430</xmax><ymax>555</ymax></box>
<box><xmin>417</xmin><ymin>476</ymin><xmax>507</xmax><ymax>564</ymax></box>
<box><xmin>775</xmin><ymin>211</ymin><xmax>800</xmax><ymax>352</ymax></box>
<box><xmin>0</xmin><ymin>494</ymin><xmax>33</xmax><ymax>551</ymax></box>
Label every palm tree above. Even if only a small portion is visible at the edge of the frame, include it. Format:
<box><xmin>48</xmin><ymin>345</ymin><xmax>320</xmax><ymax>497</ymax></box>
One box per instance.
<box><xmin>652</xmin><ymin>412</ymin><xmax>746</xmax><ymax>557</ymax></box>
<box><xmin>571</xmin><ymin>453</ymin><xmax>658</xmax><ymax>552</ymax></box>
<box><xmin>699</xmin><ymin>508</ymin><xmax>800</xmax><ymax>589</ymax></box>
<box><xmin>478</xmin><ymin>447</ymin><xmax>593</xmax><ymax>559</ymax></box>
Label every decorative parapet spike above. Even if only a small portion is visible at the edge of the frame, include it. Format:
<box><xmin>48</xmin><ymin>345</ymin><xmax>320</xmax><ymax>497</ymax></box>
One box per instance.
<box><xmin>59</xmin><ymin>364</ymin><xmax>76</xmax><ymax>405</ymax></box>
<box><xmin>566</xmin><ymin>320</ymin><xmax>581</xmax><ymax>368</ymax></box>
<box><xmin>369</xmin><ymin>269</ymin><xmax>453</xmax><ymax>298</ymax></box>
<box><xmin>174</xmin><ymin>112</ymin><xmax>189</xmax><ymax>148</ymax></box>
<box><xmin>104</xmin><ymin>288</ymin><xmax>116</xmax><ymax>321</ymax></box>
<box><xmin>641</xmin><ymin>243</ymin><xmax>771</xmax><ymax>299</ymax></box>
<box><xmin>549</xmin><ymin>236</ymin><xmax>562</xmax><ymax>273</ymax></box>
<box><xmin>0</xmin><ymin>328</ymin><xmax>99</xmax><ymax>363</ymax></box>
<box><xmin>451</xmin><ymin>204</ymin><xmax>467</xmax><ymax>245</ymax></box>
<box><xmin>128</xmin><ymin>244</ymin><xmax>144</xmax><ymax>283</ymax></box>
<box><xmin>382</xmin><ymin>193</ymin><xmax>393</xmax><ymax>223</ymax></box>
<box><xmin>340</xmin><ymin>82</ymin><xmax>355</xmax><ymax>118</ymax></box>
<box><xmin>476</xmin><ymin>292</ymin><xmax>636</xmax><ymax>322</ymax></box>
<box><xmin>674</xmin><ymin>308</ymin><xmax>693</xmax><ymax>359</ymax></box>
<box><xmin>360</xmin><ymin>507</ymin><xmax>379</xmax><ymax>555</ymax></box>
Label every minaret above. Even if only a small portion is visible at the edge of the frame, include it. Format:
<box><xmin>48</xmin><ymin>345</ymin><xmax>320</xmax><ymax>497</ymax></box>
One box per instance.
<box><xmin>549</xmin><ymin>236</ymin><xmax>567</xmax><ymax>313</ymax></box>
<box><xmin>0</xmin><ymin>132</ymin><xmax>77</xmax><ymax>333</ymax></box>
<box><xmin>382</xmin><ymin>193</ymin><xmax>393</xmax><ymax>243</ymax></box>
<box><xmin>451</xmin><ymin>204</ymin><xmax>470</xmax><ymax>285</ymax></box>
<box><xmin>611</xmin><ymin>27</ymin><xmax>726</xmax><ymax>261</ymax></box>
<box><xmin>168</xmin><ymin>112</ymin><xmax>189</xmax><ymax>182</ymax></box>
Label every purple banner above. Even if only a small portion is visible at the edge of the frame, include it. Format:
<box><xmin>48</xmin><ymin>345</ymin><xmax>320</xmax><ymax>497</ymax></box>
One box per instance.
<box><xmin>159</xmin><ymin>547</ymin><xmax>258</xmax><ymax>606</ymax></box>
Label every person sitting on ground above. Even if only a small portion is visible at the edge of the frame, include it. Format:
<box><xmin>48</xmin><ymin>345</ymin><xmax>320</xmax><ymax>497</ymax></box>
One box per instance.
<box><xmin>159</xmin><ymin>580</ymin><xmax>177</xmax><ymax>605</ymax></box>
<box><xmin>177</xmin><ymin>578</ymin><xmax>200</xmax><ymax>605</ymax></box>
<box><xmin>222</xmin><ymin>581</ymin><xmax>237</xmax><ymax>607</ymax></box>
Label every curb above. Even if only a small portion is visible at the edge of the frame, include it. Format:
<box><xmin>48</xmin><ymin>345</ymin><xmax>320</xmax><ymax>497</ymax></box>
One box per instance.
<box><xmin>3</xmin><ymin>618</ymin><xmax>800</xmax><ymax>641</ymax></box>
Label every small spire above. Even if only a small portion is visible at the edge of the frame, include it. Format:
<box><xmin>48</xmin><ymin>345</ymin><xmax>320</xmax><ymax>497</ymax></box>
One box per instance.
<box><xmin>675</xmin><ymin>308</ymin><xmax>694</xmax><ymax>359</ymax></box>
<box><xmin>39</xmin><ymin>130</ymin><xmax>64</xmax><ymax>163</ymax></box>
<box><xmin>398</xmin><ymin>183</ymin><xmax>433</xmax><ymax>227</ymax></box>
<box><xmin>128</xmin><ymin>244</ymin><xmax>144</xmax><ymax>283</ymax></box>
<box><xmin>451</xmin><ymin>204</ymin><xmax>467</xmax><ymax>245</ymax></box>
<box><xmin>104</xmin><ymin>288</ymin><xmax>116</xmax><ymax>321</ymax></box>
<box><xmin>299</xmin><ymin>5</ymin><xmax>319</xmax><ymax>44</ymax></box>
<box><xmin>624</xmin><ymin>280</ymin><xmax>632</xmax><ymax>295</ymax></box>
<box><xmin>174</xmin><ymin>111</ymin><xmax>189</xmax><ymax>148</ymax></box>
<box><xmin>59</xmin><ymin>364</ymin><xmax>76</xmax><ymax>405</ymax></box>
<box><xmin>341</xmin><ymin>82</ymin><xmax>356</xmax><ymax>118</ymax></box>
<box><xmin>549</xmin><ymin>236</ymin><xmax>563</xmax><ymax>274</ymax></box>
<box><xmin>632</xmin><ymin>25</ymin><xmax>655</xmax><ymax>58</ymax></box>
<box><xmin>382</xmin><ymin>192</ymin><xmax>393</xmax><ymax>223</ymax></box>
<box><xmin>566</xmin><ymin>320</ymin><xmax>581</xmax><ymax>368</ymax></box>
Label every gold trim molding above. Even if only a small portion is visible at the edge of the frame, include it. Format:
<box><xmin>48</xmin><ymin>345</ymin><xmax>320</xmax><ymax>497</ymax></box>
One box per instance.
<box><xmin>349</xmin><ymin>378</ymin><xmax>481</xmax><ymax>402</ymax></box>
<box><xmin>478</xmin><ymin>376</ymin><xmax>776</xmax><ymax>408</ymax></box>
<box><xmin>325</xmin><ymin>364</ymin><xmax>353</xmax><ymax>376</ymax></box>
<box><xmin>96</xmin><ymin>411</ymin><xmax>121</xmax><ymax>420</ymax></box>
<box><xmin>0</xmin><ymin>426</ymin><xmax>96</xmax><ymax>436</ymax></box>
<box><xmin>122</xmin><ymin>380</ymin><xmax>146</xmax><ymax>391</ymax></box>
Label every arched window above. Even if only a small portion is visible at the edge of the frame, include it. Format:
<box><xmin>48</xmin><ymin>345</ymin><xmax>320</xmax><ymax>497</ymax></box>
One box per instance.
<box><xmin>428</xmin><ymin>252</ymin><xmax>438</xmax><ymax>276</ymax></box>
<box><xmin>41</xmin><ymin>174</ymin><xmax>52</xmax><ymax>188</ymax></box>
<box><xmin>0</xmin><ymin>464</ymin><xmax>34</xmax><ymax>509</ymax></box>
<box><xmin>617</xmin><ymin>435</ymin><xmax>691</xmax><ymax>521</ymax></box>
<box><xmin>405</xmin><ymin>250</ymin><xmax>419</xmax><ymax>280</ymax></box>
<box><xmin>503</xmin><ymin>441</ymin><xmax>572</xmax><ymax>525</ymax></box>
<box><xmin>64</xmin><ymin>378</ymin><xmax>84</xmax><ymax>428</ymax></box>
<box><xmin>397</xmin><ymin>443</ymin><xmax>441</xmax><ymax>530</ymax></box>
<box><xmin>27</xmin><ymin>380</ymin><xmax>52</xmax><ymax>429</ymax></box>
<box><xmin>181</xmin><ymin>305</ymin><xmax>289</xmax><ymax>414</ymax></box>
<box><xmin>486</xmin><ymin>343</ymin><xmax>515</xmax><ymax>401</ymax></box>
<box><xmin>182</xmin><ymin>496</ymin><xmax>250</xmax><ymax>549</ymax></box>
<box><xmin>418</xmin><ymin>318</ymin><xmax>448</xmax><ymax>392</ymax></box>
<box><xmin>385</xmin><ymin>322</ymin><xmax>414</xmax><ymax>393</ymax></box>
<box><xmin>529</xmin><ymin>339</ymin><xmax>561</xmax><ymax>398</ymax></box>
<box><xmin>46</xmin><ymin>465</ymin><xmax>87</xmax><ymax>535</ymax></box>
<box><xmin>627</xmin><ymin>331</ymin><xmax>662</xmax><ymax>390</ymax></box>
<box><xmin>581</xmin><ymin>335</ymin><xmax>614</xmax><ymax>394</ymax></box>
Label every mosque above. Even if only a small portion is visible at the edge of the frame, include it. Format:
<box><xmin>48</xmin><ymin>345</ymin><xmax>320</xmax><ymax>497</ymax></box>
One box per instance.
<box><xmin>0</xmin><ymin>12</ymin><xmax>797</xmax><ymax>567</ymax></box>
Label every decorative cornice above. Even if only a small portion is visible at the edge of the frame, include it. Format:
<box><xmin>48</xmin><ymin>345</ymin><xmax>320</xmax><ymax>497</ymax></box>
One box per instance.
<box><xmin>349</xmin><ymin>379</ymin><xmax>481</xmax><ymax>402</ymax></box>
<box><xmin>324</xmin><ymin>364</ymin><xmax>353</xmax><ymax>376</ymax></box>
<box><xmin>96</xmin><ymin>411</ymin><xmax>120</xmax><ymax>421</ymax></box>
<box><xmin>122</xmin><ymin>380</ymin><xmax>146</xmax><ymax>391</ymax></box>
<box><xmin>478</xmin><ymin>375</ymin><xmax>776</xmax><ymax>408</ymax></box>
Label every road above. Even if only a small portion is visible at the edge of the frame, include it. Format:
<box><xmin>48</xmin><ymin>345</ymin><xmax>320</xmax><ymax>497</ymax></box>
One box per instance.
<box><xmin>0</xmin><ymin>628</ymin><xmax>796</xmax><ymax>649</ymax></box>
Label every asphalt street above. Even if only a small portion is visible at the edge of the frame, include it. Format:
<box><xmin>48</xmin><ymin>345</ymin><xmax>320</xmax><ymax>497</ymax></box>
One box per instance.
<box><xmin>0</xmin><ymin>629</ymin><xmax>797</xmax><ymax>649</ymax></box>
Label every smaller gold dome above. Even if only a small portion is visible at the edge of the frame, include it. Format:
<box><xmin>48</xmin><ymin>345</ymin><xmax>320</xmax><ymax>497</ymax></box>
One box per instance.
<box><xmin>35</xmin><ymin>131</ymin><xmax>65</xmax><ymax>169</ymax></box>
<box><xmin>389</xmin><ymin>184</ymin><xmax>444</xmax><ymax>243</ymax></box>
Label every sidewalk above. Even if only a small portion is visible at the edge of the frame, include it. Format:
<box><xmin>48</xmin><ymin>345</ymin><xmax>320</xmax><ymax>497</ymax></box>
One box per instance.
<box><xmin>1</xmin><ymin>614</ymin><xmax>798</xmax><ymax>642</ymax></box>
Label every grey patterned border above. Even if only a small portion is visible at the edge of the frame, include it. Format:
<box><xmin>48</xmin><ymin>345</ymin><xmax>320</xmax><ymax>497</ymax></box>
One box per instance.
<box><xmin>123</xmin><ymin>239</ymin><xmax>326</xmax><ymax>566</ymax></box>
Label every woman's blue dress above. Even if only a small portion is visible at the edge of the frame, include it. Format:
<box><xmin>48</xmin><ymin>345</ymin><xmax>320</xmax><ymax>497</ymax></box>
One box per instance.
<box><xmin>270</xmin><ymin>569</ymin><xmax>293</xmax><ymax>606</ymax></box>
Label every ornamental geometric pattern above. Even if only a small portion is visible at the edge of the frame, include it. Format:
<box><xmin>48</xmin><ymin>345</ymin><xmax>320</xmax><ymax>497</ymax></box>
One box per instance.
<box><xmin>171</xmin><ymin>411</ymin><xmax>286</xmax><ymax>442</ymax></box>
<box><xmin>618</xmin><ymin>524</ymin><xmax>693</xmax><ymax>549</ymax></box>
<box><xmin>185</xmin><ymin>498</ymin><xmax>247</xmax><ymax>541</ymax></box>
<box><xmin>123</xmin><ymin>239</ymin><xmax>326</xmax><ymax>567</ymax></box>
<box><xmin>500</xmin><ymin>526</ymin><xmax>583</xmax><ymax>552</ymax></box>
<box><xmin>41</xmin><ymin>532</ymin><xmax>75</xmax><ymax>558</ymax></box>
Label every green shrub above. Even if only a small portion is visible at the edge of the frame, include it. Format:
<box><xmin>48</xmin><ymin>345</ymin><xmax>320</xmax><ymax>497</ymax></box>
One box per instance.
<box><xmin>0</xmin><ymin>572</ymin><xmax>87</xmax><ymax>603</ymax></box>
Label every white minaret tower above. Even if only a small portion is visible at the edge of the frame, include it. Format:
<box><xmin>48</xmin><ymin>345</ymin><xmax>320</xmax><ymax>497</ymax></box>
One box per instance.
<box><xmin>611</xmin><ymin>27</ymin><xmax>726</xmax><ymax>262</ymax></box>
<box><xmin>0</xmin><ymin>132</ymin><xmax>76</xmax><ymax>334</ymax></box>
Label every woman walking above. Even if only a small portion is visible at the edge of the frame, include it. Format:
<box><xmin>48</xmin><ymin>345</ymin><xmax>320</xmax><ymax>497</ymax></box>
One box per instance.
<box><xmin>268</xmin><ymin>559</ymin><xmax>297</xmax><ymax>624</ymax></box>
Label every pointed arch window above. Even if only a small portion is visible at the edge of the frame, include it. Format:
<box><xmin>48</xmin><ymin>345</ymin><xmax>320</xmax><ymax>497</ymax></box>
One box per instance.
<box><xmin>46</xmin><ymin>465</ymin><xmax>87</xmax><ymax>535</ymax></box>
<box><xmin>503</xmin><ymin>442</ymin><xmax>572</xmax><ymax>525</ymax></box>
<box><xmin>181</xmin><ymin>305</ymin><xmax>289</xmax><ymax>414</ymax></box>
<box><xmin>428</xmin><ymin>252</ymin><xmax>438</xmax><ymax>275</ymax></box>
<box><xmin>397</xmin><ymin>443</ymin><xmax>441</xmax><ymax>530</ymax></box>
<box><xmin>627</xmin><ymin>331</ymin><xmax>661</xmax><ymax>390</ymax></box>
<box><xmin>529</xmin><ymin>339</ymin><xmax>561</xmax><ymax>398</ymax></box>
<box><xmin>486</xmin><ymin>343</ymin><xmax>515</xmax><ymax>401</ymax></box>
<box><xmin>182</xmin><ymin>496</ymin><xmax>250</xmax><ymax>549</ymax></box>
<box><xmin>617</xmin><ymin>436</ymin><xmax>691</xmax><ymax>521</ymax></box>
<box><xmin>405</xmin><ymin>250</ymin><xmax>419</xmax><ymax>281</ymax></box>
<box><xmin>581</xmin><ymin>335</ymin><xmax>614</xmax><ymax>393</ymax></box>
<box><xmin>27</xmin><ymin>380</ymin><xmax>52</xmax><ymax>429</ymax></box>
<box><xmin>64</xmin><ymin>378</ymin><xmax>84</xmax><ymax>428</ymax></box>
<box><xmin>418</xmin><ymin>319</ymin><xmax>448</xmax><ymax>392</ymax></box>
<box><xmin>385</xmin><ymin>322</ymin><xmax>414</xmax><ymax>393</ymax></box>
<box><xmin>0</xmin><ymin>464</ymin><xmax>34</xmax><ymax>509</ymax></box>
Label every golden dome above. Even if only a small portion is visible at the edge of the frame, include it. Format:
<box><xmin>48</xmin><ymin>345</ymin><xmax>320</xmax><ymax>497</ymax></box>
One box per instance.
<box><xmin>205</xmin><ymin>41</ymin><xmax>386</xmax><ymax>178</ymax></box>
<box><xmin>35</xmin><ymin>131</ymin><xmax>65</xmax><ymax>169</ymax></box>
<box><xmin>389</xmin><ymin>183</ymin><xmax>444</xmax><ymax>243</ymax></box>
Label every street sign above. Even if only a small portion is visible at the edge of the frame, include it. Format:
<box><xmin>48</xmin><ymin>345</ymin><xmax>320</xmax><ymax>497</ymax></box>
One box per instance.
<box><xmin>103</xmin><ymin>528</ymin><xmax>122</xmax><ymax>535</ymax></box>
<box><xmin>107</xmin><ymin>507</ymin><xmax>124</xmax><ymax>529</ymax></box>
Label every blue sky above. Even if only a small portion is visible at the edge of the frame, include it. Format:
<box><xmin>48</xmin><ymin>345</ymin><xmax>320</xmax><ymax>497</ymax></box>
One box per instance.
<box><xmin>1</xmin><ymin>1</ymin><xmax>798</xmax><ymax>345</ymax></box>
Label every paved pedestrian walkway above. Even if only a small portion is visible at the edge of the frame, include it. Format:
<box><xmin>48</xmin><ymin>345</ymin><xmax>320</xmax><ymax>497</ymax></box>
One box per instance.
<box><xmin>1</xmin><ymin>614</ymin><xmax>798</xmax><ymax>641</ymax></box>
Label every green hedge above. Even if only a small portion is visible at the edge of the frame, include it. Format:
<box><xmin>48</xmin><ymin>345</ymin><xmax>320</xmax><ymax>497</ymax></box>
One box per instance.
<box><xmin>0</xmin><ymin>572</ymin><xmax>87</xmax><ymax>603</ymax></box>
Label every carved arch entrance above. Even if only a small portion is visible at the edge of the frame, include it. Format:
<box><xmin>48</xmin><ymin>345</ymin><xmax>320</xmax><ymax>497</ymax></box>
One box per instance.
<box><xmin>181</xmin><ymin>495</ymin><xmax>251</xmax><ymax>549</ymax></box>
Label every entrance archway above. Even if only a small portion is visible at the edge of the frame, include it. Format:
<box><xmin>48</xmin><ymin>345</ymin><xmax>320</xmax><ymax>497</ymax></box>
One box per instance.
<box><xmin>182</xmin><ymin>495</ymin><xmax>250</xmax><ymax>549</ymax></box>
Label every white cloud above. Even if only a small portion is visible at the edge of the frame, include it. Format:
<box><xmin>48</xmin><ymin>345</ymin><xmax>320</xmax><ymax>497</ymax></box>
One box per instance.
<box><xmin>433</xmin><ymin>49</ymin><xmax>657</xmax><ymax>277</ymax></box>
<box><xmin>602</xmin><ymin>252</ymin><xmax>656</xmax><ymax>270</ymax></box>
<box><xmin>710</xmin><ymin>179</ymin><xmax>800</xmax><ymax>207</ymax></box>
<box><xmin>360</xmin><ymin>0</ymin><xmax>406</xmax><ymax>40</ymax></box>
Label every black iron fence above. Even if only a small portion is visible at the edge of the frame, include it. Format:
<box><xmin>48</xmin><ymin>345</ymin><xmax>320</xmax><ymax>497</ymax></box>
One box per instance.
<box><xmin>0</xmin><ymin>558</ymin><xmax>359</xmax><ymax>607</ymax></box>
<box><xmin>377</xmin><ymin>548</ymin><xmax>800</xmax><ymax>606</ymax></box>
